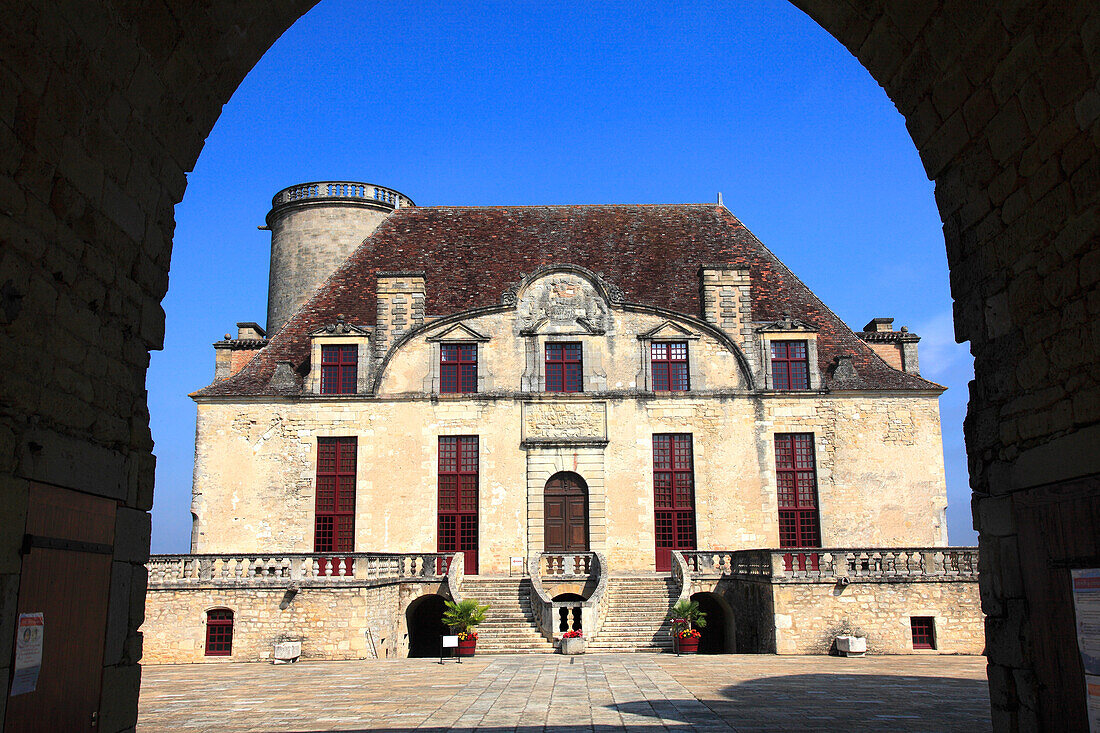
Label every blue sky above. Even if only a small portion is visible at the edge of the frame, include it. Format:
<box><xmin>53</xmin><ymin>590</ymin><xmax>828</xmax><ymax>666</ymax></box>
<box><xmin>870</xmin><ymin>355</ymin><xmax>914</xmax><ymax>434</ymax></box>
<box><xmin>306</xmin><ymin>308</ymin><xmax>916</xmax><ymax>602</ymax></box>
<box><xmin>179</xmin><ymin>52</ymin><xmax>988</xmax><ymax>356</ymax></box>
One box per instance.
<box><xmin>148</xmin><ymin>0</ymin><xmax>977</xmax><ymax>552</ymax></box>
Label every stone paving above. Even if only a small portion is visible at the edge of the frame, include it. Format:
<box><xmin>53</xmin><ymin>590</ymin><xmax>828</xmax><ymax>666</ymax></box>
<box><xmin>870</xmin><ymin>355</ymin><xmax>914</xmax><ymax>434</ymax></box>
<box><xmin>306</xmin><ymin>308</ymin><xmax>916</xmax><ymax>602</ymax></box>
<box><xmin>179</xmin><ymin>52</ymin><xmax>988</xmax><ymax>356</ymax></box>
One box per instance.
<box><xmin>137</xmin><ymin>653</ymin><xmax>990</xmax><ymax>732</ymax></box>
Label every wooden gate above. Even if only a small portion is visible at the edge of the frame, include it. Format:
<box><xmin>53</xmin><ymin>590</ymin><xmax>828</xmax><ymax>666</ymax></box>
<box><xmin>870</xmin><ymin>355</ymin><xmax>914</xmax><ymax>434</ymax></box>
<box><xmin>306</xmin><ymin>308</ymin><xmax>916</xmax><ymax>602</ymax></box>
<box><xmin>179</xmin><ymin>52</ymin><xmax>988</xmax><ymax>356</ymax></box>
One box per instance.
<box><xmin>544</xmin><ymin>472</ymin><xmax>589</xmax><ymax>553</ymax></box>
<box><xmin>5</xmin><ymin>483</ymin><xmax>116</xmax><ymax>732</ymax></box>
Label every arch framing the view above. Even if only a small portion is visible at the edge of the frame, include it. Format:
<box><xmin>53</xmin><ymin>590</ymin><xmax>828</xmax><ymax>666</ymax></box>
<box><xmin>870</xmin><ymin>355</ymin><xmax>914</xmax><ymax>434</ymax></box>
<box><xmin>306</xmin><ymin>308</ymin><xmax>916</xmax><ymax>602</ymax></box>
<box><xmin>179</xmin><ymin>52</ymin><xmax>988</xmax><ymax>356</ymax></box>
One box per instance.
<box><xmin>1</xmin><ymin>1</ymin><xmax>1097</xmax><ymax>729</ymax></box>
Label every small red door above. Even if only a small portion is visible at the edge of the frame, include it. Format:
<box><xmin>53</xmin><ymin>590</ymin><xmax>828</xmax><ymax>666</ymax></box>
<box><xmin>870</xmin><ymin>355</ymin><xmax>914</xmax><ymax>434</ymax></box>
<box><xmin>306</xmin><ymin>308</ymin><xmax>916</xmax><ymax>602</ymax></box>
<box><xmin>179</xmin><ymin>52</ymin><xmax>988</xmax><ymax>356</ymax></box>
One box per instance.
<box><xmin>653</xmin><ymin>434</ymin><xmax>696</xmax><ymax>571</ymax></box>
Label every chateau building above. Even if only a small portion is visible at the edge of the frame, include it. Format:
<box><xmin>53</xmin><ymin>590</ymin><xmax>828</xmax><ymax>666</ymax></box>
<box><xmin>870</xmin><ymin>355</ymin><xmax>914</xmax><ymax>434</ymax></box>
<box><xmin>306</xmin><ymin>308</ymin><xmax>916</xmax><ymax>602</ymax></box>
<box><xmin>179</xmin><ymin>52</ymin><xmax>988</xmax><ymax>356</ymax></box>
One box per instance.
<box><xmin>142</xmin><ymin>182</ymin><xmax>982</xmax><ymax>662</ymax></box>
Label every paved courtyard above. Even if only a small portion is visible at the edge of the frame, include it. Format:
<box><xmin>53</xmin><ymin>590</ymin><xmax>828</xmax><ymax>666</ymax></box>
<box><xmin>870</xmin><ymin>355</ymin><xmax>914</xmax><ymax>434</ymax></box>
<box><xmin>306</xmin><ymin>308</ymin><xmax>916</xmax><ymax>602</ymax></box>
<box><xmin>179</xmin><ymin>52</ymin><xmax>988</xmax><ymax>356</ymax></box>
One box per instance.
<box><xmin>138</xmin><ymin>653</ymin><xmax>990</xmax><ymax>732</ymax></box>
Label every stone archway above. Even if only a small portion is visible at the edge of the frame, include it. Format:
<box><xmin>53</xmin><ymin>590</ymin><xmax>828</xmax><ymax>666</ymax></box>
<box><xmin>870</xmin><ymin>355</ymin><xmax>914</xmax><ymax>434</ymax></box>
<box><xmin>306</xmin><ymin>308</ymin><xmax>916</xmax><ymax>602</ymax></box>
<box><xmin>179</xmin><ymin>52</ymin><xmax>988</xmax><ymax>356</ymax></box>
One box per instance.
<box><xmin>2</xmin><ymin>2</ymin><xmax>1098</xmax><ymax>729</ymax></box>
<box><xmin>405</xmin><ymin>594</ymin><xmax>448</xmax><ymax>658</ymax></box>
<box><xmin>691</xmin><ymin>592</ymin><xmax>736</xmax><ymax>654</ymax></box>
<box><xmin>544</xmin><ymin>472</ymin><xmax>589</xmax><ymax>553</ymax></box>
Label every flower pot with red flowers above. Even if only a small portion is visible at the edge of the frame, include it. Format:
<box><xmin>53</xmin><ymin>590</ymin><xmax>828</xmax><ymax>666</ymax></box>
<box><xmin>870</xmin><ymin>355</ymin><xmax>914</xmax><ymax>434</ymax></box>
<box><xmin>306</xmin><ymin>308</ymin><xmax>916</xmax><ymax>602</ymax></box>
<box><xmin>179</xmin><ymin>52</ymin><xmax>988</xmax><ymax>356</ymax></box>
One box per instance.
<box><xmin>674</xmin><ymin>627</ymin><xmax>701</xmax><ymax>654</ymax></box>
<box><xmin>443</xmin><ymin>598</ymin><xmax>489</xmax><ymax>657</ymax></box>
<box><xmin>560</xmin><ymin>630</ymin><xmax>585</xmax><ymax>655</ymax></box>
<box><xmin>456</xmin><ymin>630</ymin><xmax>478</xmax><ymax>656</ymax></box>
<box><xmin>669</xmin><ymin>599</ymin><xmax>707</xmax><ymax>655</ymax></box>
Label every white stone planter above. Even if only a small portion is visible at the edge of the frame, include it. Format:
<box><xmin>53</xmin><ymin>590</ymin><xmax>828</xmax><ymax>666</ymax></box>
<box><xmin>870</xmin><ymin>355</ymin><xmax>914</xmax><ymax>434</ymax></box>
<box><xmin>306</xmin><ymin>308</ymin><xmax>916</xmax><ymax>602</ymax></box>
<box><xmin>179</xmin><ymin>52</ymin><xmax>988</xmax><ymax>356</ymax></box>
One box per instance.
<box><xmin>273</xmin><ymin>641</ymin><xmax>302</xmax><ymax>663</ymax></box>
<box><xmin>835</xmin><ymin>635</ymin><xmax>866</xmax><ymax>657</ymax></box>
<box><xmin>560</xmin><ymin>636</ymin><xmax>585</xmax><ymax>655</ymax></box>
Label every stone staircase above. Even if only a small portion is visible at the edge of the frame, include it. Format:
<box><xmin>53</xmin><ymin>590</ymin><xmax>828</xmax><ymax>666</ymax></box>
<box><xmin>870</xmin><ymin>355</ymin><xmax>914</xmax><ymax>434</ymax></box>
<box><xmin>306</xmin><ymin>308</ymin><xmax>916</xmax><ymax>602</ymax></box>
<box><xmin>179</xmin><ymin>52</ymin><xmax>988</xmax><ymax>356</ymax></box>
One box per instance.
<box><xmin>585</xmin><ymin>576</ymin><xmax>677</xmax><ymax>652</ymax></box>
<box><xmin>459</xmin><ymin>578</ymin><xmax>556</xmax><ymax>654</ymax></box>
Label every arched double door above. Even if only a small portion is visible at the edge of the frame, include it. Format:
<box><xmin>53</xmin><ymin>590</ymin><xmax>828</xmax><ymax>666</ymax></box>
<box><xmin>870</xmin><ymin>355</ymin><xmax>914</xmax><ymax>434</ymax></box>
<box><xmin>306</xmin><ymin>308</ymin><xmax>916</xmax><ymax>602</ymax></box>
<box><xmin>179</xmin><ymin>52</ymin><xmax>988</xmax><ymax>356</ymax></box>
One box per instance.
<box><xmin>543</xmin><ymin>472</ymin><xmax>589</xmax><ymax>552</ymax></box>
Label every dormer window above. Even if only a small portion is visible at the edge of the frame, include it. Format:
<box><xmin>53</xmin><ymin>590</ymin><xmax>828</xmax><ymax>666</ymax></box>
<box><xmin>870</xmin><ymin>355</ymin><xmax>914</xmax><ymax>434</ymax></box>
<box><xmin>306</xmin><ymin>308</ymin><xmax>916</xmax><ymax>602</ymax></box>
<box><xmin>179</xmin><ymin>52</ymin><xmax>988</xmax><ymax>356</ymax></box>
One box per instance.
<box><xmin>440</xmin><ymin>343</ymin><xmax>478</xmax><ymax>394</ymax></box>
<box><xmin>320</xmin><ymin>345</ymin><xmax>357</xmax><ymax>394</ymax></box>
<box><xmin>651</xmin><ymin>342</ymin><xmax>689</xmax><ymax>391</ymax></box>
<box><xmin>770</xmin><ymin>341</ymin><xmax>809</xmax><ymax>390</ymax></box>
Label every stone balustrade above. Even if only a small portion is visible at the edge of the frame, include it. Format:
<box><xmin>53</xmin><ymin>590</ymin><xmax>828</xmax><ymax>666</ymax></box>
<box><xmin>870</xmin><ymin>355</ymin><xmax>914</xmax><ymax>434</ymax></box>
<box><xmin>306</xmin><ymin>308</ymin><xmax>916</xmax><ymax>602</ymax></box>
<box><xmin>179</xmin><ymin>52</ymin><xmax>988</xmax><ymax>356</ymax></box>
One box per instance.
<box><xmin>271</xmin><ymin>181</ymin><xmax>413</xmax><ymax>210</ymax></box>
<box><xmin>147</xmin><ymin>552</ymin><xmax>455</xmax><ymax>587</ymax></box>
<box><xmin>681</xmin><ymin>547</ymin><xmax>979</xmax><ymax>583</ymax></box>
<box><xmin>536</xmin><ymin>552</ymin><xmax>594</xmax><ymax>578</ymax></box>
<box><xmin>528</xmin><ymin>551</ymin><xmax>609</xmax><ymax>643</ymax></box>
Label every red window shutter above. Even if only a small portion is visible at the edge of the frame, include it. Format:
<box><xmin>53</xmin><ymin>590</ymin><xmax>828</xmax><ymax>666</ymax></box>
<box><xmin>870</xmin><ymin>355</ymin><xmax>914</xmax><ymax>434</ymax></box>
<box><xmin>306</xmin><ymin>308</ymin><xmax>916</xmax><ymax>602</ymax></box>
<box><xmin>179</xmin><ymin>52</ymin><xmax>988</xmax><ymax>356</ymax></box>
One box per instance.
<box><xmin>652</xmin><ymin>434</ymin><xmax>696</xmax><ymax>571</ymax></box>
<box><xmin>315</xmin><ymin>437</ymin><xmax>356</xmax><ymax>552</ymax></box>
<box><xmin>651</xmin><ymin>342</ymin><xmax>689</xmax><ymax>391</ymax></box>
<box><xmin>911</xmin><ymin>617</ymin><xmax>936</xmax><ymax>649</ymax></box>
<box><xmin>775</xmin><ymin>433</ymin><xmax>820</xmax><ymax>548</ymax></box>
<box><xmin>770</xmin><ymin>340</ymin><xmax>810</xmax><ymax>390</ymax></box>
<box><xmin>438</xmin><ymin>436</ymin><xmax>478</xmax><ymax>574</ymax></box>
<box><xmin>205</xmin><ymin>609</ymin><xmax>234</xmax><ymax>656</ymax></box>
<box><xmin>321</xmin><ymin>345</ymin><xmax>357</xmax><ymax>394</ymax></box>
<box><xmin>440</xmin><ymin>344</ymin><xmax>478</xmax><ymax>393</ymax></box>
<box><xmin>546</xmin><ymin>343</ymin><xmax>582</xmax><ymax>392</ymax></box>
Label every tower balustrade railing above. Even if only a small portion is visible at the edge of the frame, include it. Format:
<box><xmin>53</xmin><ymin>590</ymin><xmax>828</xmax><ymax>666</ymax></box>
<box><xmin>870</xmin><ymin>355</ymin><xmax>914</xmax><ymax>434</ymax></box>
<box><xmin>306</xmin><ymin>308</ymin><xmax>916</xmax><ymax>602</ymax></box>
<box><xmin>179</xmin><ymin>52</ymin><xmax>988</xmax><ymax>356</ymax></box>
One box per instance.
<box><xmin>270</xmin><ymin>181</ymin><xmax>414</xmax><ymax>209</ymax></box>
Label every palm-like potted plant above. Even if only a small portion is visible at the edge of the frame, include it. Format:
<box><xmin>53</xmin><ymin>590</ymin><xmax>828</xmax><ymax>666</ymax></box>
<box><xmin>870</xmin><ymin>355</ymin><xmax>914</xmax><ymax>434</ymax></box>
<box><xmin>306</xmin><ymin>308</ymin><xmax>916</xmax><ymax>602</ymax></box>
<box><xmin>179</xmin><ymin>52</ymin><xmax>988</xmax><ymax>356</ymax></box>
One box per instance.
<box><xmin>669</xmin><ymin>599</ymin><xmax>707</xmax><ymax>654</ymax></box>
<box><xmin>443</xmin><ymin>598</ymin><xmax>489</xmax><ymax>656</ymax></box>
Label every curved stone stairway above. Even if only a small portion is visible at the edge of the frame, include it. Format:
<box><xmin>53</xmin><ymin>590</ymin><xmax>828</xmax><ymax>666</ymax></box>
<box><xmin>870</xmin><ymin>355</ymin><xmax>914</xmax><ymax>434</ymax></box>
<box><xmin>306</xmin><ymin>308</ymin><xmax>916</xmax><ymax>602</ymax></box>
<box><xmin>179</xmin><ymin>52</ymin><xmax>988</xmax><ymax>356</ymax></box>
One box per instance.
<box><xmin>459</xmin><ymin>578</ymin><xmax>556</xmax><ymax>654</ymax></box>
<box><xmin>585</xmin><ymin>576</ymin><xmax>678</xmax><ymax>652</ymax></box>
<box><xmin>459</xmin><ymin>575</ymin><xmax>679</xmax><ymax>654</ymax></box>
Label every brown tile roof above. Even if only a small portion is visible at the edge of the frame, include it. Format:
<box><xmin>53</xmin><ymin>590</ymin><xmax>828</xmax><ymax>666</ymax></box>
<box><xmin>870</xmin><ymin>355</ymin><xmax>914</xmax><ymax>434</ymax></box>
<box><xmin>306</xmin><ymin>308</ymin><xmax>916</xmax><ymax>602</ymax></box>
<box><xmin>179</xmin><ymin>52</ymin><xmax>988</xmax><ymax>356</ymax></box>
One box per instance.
<box><xmin>193</xmin><ymin>204</ymin><xmax>943</xmax><ymax>397</ymax></box>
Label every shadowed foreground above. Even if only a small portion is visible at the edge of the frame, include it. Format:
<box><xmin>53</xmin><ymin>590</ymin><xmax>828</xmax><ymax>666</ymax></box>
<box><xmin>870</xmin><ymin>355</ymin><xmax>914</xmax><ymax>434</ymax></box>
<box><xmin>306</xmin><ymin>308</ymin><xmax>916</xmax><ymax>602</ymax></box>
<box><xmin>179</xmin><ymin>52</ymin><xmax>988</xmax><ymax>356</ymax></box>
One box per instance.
<box><xmin>138</xmin><ymin>653</ymin><xmax>989</xmax><ymax>732</ymax></box>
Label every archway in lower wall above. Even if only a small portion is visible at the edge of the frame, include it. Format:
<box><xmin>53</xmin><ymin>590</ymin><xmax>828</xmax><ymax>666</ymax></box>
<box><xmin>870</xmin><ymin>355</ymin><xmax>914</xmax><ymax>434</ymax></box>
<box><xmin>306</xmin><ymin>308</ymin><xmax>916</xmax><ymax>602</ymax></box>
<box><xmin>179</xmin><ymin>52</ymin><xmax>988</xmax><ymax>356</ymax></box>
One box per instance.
<box><xmin>691</xmin><ymin>592</ymin><xmax>735</xmax><ymax>654</ymax></box>
<box><xmin>405</xmin><ymin>594</ymin><xmax>448</xmax><ymax>658</ymax></box>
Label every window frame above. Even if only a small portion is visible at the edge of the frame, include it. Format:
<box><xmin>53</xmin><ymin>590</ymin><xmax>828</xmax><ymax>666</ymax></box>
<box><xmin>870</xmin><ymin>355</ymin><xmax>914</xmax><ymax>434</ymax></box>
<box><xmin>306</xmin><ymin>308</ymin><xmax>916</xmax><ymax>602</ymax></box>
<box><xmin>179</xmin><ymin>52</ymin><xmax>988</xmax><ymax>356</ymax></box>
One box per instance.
<box><xmin>438</xmin><ymin>436</ymin><xmax>479</xmax><ymax>574</ymax></box>
<box><xmin>652</xmin><ymin>433</ymin><xmax>697</xmax><ymax>571</ymax></box>
<box><xmin>545</xmin><ymin>342</ymin><xmax>583</xmax><ymax>393</ymax></box>
<box><xmin>320</xmin><ymin>344</ymin><xmax>358</xmax><ymax>394</ymax></box>
<box><xmin>315</xmin><ymin>437</ymin><xmax>356</xmax><ymax>554</ymax></box>
<box><xmin>770</xmin><ymin>339</ymin><xmax>810</xmax><ymax>391</ymax></box>
<box><xmin>204</xmin><ymin>608</ymin><xmax>234</xmax><ymax>656</ymax></box>
<box><xmin>439</xmin><ymin>342</ymin><xmax>478</xmax><ymax>394</ymax></box>
<box><xmin>910</xmin><ymin>616</ymin><xmax>937</xmax><ymax>649</ymax></box>
<box><xmin>774</xmin><ymin>433</ymin><xmax>821</xmax><ymax>548</ymax></box>
<box><xmin>650</xmin><ymin>341</ymin><xmax>690</xmax><ymax>391</ymax></box>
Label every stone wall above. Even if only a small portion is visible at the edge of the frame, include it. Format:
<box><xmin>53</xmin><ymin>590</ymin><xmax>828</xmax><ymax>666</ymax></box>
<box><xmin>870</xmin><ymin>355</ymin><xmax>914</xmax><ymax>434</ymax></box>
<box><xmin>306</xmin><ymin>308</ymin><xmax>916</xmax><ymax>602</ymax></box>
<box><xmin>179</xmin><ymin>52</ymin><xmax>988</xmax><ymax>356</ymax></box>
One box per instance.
<box><xmin>770</xmin><ymin>579</ymin><xmax>984</xmax><ymax>655</ymax></box>
<box><xmin>143</xmin><ymin>580</ymin><xmax>440</xmax><ymax>664</ymax></box>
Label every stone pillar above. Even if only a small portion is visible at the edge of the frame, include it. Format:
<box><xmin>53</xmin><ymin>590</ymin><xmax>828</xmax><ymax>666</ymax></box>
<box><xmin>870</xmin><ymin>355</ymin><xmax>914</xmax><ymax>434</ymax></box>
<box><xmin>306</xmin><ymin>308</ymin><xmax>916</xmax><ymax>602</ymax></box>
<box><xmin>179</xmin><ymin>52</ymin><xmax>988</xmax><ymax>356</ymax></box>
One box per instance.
<box><xmin>374</xmin><ymin>273</ymin><xmax>426</xmax><ymax>364</ymax></box>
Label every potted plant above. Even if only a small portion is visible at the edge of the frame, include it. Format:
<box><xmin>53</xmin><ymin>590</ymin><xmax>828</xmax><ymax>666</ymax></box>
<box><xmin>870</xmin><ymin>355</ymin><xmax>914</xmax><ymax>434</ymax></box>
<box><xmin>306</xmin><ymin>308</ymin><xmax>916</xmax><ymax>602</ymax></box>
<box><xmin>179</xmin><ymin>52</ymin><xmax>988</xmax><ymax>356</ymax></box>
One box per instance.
<box><xmin>560</xmin><ymin>629</ymin><xmax>584</xmax><ymax>655</ymax></box>
<box><xmin>443</xmin><ymin>598</ymin><xmax>489</xmax><ymax>656</ymax></box>
<box><xmin>669</xmin><ymin>599</ymin><xmax>707</xmax><ymax>654</ymax></box>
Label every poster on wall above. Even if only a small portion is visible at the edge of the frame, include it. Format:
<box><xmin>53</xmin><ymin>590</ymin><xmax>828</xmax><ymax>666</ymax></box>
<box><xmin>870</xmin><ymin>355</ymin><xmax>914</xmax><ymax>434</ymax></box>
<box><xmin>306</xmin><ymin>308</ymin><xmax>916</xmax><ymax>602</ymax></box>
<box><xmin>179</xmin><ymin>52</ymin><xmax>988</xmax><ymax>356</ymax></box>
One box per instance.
<box><xmin>1071</xmin><ymin>569</ymin><xmax>1100</xmax><ymax>731</ymax></box>
<box><xmin>10</xmin><ymin>613</ymin><xmax>44</xmax><ymax>696</ymax></box>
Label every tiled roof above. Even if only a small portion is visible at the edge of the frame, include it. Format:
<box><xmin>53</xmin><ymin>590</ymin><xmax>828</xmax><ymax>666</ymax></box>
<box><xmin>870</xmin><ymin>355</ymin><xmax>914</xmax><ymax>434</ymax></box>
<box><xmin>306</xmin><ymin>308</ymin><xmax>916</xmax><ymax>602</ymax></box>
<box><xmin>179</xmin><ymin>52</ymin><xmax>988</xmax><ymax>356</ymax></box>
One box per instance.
<box><xmin>194</xmin><ymin>204</ymin><xmax>943</xmax><ymax>397</ymax></box>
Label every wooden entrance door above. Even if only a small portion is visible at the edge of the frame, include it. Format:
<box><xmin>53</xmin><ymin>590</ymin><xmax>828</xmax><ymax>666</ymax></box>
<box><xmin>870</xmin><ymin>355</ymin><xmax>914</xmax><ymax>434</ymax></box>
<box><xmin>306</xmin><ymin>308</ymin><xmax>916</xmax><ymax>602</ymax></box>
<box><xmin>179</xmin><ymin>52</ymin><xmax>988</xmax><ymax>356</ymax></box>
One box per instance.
<box><xmin>544</xmin><ymin>473</ymin><xmax>589</xmax><ymax>553</ymax></box>
<box><xmin>6</xmin><ymin>483</ymin><xmax>116</xmax><ymax>732</ymax></box>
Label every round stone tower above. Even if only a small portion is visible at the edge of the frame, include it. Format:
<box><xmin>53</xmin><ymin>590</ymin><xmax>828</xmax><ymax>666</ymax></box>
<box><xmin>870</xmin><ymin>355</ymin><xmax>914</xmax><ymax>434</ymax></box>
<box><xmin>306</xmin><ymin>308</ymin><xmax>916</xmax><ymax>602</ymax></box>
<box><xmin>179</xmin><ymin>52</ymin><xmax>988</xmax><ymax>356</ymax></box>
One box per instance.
<box><xmin>264</xmin><ymin>181</ymin><xmax>414</xmax><ymax>334</ymax></box>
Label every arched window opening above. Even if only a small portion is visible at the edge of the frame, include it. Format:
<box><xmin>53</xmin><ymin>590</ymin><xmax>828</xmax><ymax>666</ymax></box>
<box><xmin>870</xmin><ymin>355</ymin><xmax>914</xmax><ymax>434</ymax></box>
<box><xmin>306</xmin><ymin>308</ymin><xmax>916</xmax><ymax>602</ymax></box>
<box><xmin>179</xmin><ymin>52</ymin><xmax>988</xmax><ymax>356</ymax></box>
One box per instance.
<box><xmin>205</xmin><ymin>609</ymin><xmax>234</xmax><ymax>656</ymax></box>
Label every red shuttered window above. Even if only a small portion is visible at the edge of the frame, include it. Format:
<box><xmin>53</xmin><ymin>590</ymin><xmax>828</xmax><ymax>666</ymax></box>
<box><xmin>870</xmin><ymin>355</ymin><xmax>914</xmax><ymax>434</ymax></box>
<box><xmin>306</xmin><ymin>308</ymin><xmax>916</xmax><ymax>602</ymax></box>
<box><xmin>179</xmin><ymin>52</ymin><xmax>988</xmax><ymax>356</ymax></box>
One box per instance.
<box><xmin>321</xmin><ymin>344</ymin><xmax>357</xmax><ymax>394</ymax></box>
<box><xmin>205</xmin><ymin>609</ymin><xmax>233</xmax><ymax>656</ymax></box>
<box><xmin>770</xmin><ymin>340</ymin><xmax>810</xmax><ymax>390</ymax></box>
<box><xmin>545</xmin><ymin>343</ymin><xmax>582</xmax><ymax>393</ymax></box>
<box><xmin>775</xmin><ymin>433</ymin><xmax>821</xmax><ymax>548</ymax></box>
<box><xmin>315</xmin><ymin>437</ymin><xmax>356</xmax><ymax>553</ymax></box>
<box><xmin>438</xmin><ymin>436</ymin><xmax>479</xmax><ymax>574</ymax></box>
<box><xmin>440</xmin><ymin>343</ymin><xmax>477</xmax><ymax>394</ymax></box>
<box><xmin>911</xmin><ymin>617</ymin><xmax>936</xmax><ymax>649</ymax></box>
<box><xmin>651</xmin><ymin>342</ymin><xmax>689</xmax><ymax>391</ymax></box>
<box><xmin>653</xmin><ymin>434</ymin><xmax>696</xmax><ymax>571</ymax></box>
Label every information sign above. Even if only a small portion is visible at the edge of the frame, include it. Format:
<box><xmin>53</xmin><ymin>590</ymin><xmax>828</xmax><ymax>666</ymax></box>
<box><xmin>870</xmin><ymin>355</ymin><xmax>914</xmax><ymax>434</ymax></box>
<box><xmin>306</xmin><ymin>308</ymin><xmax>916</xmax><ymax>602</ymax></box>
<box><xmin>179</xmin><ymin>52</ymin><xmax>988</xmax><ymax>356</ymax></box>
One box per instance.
<box><xmin>1071</xmin><ymin>569</ymin><xmax>1100</xmax><ymax>731</ymax></box>
<box><xmin>10</xmin><ymin>613</ymin><xmax>44</xmax><ymax>696</ymax></box>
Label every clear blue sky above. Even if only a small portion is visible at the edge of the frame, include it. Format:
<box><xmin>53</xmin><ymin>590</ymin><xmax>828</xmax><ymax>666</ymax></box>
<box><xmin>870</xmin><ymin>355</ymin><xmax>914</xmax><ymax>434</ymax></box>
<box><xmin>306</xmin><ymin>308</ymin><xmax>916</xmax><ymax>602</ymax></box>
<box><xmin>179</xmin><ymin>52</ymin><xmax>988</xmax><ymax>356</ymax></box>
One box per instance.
<box><xmin>148</xmin><ymin>0</ymin><xmax>977</xmax><ymax>552</ymax></box>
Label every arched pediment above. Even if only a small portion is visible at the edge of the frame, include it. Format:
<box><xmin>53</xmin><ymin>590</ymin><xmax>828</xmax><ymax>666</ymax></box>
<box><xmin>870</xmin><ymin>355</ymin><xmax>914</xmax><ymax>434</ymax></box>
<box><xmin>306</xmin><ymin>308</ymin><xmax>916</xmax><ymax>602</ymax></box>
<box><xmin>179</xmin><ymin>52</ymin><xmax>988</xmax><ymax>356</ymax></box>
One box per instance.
<box><xmin>504</xmin><ymin>265</ymin><xmax>622</xmax><ymax>336</ymax></box>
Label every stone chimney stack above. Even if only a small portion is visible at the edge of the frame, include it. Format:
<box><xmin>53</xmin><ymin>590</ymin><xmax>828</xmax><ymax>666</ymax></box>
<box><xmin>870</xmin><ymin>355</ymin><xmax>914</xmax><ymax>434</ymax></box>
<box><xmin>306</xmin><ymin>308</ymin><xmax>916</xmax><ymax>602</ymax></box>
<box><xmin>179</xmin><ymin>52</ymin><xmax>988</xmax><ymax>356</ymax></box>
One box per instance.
<box><xmin>212</xmin><ymin>322</ymin><xmax>268</xmax><ymax>381</ymax></box>
<box><xmin>374</xmin><ymin>273</ymin><xmax>426</xmax><ymax>363</ymax></box>
<box><xmin>857</xmin><ymin>317</ymin><xmax>921</xmax><ymax>375</ymax></box>
<box><xmin>699</xmin><ymin>266</ymin><xmax>752</xmax><ymax>340</ymax></box>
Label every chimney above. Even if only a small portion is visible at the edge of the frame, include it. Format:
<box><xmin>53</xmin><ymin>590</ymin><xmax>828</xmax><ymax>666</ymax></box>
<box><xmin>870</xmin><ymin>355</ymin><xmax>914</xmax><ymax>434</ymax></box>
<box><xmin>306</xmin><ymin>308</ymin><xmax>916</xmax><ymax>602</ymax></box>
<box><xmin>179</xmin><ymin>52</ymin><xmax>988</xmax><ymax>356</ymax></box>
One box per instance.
<box><xmin>213</xmin><ymin>322</ymin><xmax>269</xmax><ymax>381</ymax></box>
<box><xmin>699</xmin><ymin>265</ymin><xmax>751</xmax><ymax>343</ymax></box>
<box><xmin>374</xmin><ymin>272</ymin><xmax>426</xmax><ymax>362</ymax></box>
<box><xmin>857</xmin><ymin>317</ymin><xmax>921</xmax><ymax>375</ymax></box>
